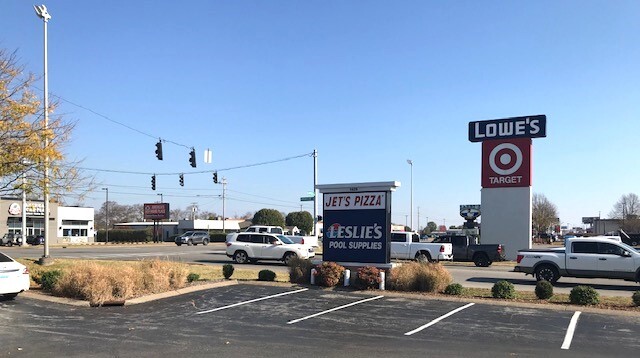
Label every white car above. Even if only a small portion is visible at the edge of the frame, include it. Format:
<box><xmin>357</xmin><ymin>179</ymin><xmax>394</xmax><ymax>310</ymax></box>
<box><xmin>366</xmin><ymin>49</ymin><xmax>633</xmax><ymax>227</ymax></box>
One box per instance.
<box><xmin>0</xmin><ymin>251</ymin><xmax>30</xmax><ymax>299</ymax></box>
<box><xmin>226</xmin><ymin>232</ymin><xmax>315</xmax><ymax>265</ymax></box>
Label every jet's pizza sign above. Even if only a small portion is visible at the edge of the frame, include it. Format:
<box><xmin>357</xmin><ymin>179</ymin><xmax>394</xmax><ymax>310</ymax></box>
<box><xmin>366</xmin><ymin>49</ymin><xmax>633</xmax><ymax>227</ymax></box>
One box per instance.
<box><xmin>323</xmin><ymin>191</ymin><xmax>389</xmax><ymax>263</ymax></box>
<box><xmin>482</xmin><ymin>138</ymin><xmax>531</xmax><ymax>188</ymax></box>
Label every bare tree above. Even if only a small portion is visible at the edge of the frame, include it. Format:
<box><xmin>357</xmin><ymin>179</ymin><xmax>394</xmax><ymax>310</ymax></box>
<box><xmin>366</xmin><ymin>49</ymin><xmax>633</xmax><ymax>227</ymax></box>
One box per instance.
<box><xmin>532</xmin><ymin>193</ymin><xmax>558</xmax><ymax>234</ymax></box>
<box><xmin>610</xmin><ymin>193</ymin><xmax>640</xmax><ymax>220</ymax></box>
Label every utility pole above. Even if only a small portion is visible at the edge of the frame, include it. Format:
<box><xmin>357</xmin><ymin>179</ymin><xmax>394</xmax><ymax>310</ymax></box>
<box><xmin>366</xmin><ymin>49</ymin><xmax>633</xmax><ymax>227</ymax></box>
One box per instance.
<box><xmin>417</xmin><ymin>206</ymin><xmax>420</xmax><ymax>233</ymax></box>
<box><xmin>313</xmin><ymin>149</ymin><xmax>318</xmax><ymax>237</ymax></box>
<box><xmin>222</xmin><ymin>178</ymin><xmax>227</xmax><ymax>234</ymax></box>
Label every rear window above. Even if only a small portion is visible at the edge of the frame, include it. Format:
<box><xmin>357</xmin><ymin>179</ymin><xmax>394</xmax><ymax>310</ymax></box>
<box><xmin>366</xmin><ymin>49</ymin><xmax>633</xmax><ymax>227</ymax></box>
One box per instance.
<box><xmin>391</xmin><ymin>233</ymin><xmax>406</xmax><ymax>242</ymax></box>
<box><xmin>572</xmin><ymin>242</ymin><xmax>598</xmax><ymax>254</ymax></box>
<box><xmin>236</xmin><ymin>234</ymin><xmax>252</xmax><ymax>243</ymax></box>
<box><xmin>0</xmin><ymin>253</ymin><xmax>13</xmax><ymax>262</ymax></box>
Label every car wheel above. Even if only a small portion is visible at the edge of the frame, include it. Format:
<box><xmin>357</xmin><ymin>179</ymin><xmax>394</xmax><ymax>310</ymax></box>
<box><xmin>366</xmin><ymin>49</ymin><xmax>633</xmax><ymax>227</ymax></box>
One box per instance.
<box><xmin>203</xmin><ymin>239</ymin><xmax>209</xmax><ymax>246</ymax></box>
<box><xmin>187</xmin><ymin>239</ymin><xmax>193</xmax><ymax>246</ymax></box>
<box><xmin>632</xmin><ymin>241</ymin><xmax>638</xmax><ymax>246</ymax></box>
<box><xmin>283</xmin><ymin>252</ymin><xmax>297</xmax><ymax>266</ymax></box>
<box><xmin>176</xmin><ymin>243</ymin><xmax>182</xmax><ymax>246</ymax></box>
<box><xmin>415</xmin><ymin>252</ymin><xmax>431</xmax><ymax>263</ymax></box>
<box><xmin>234</xmin><ymin>251</ymin><xmax>249</xmax><ymax>264</ymax></box>
<box><xmin>473</xmin><ymin>254</ymin><xmax>491</xmax><ymax>267</ymax></box>
<box><xmin>535</xmin><ymin>264</ymin><xmax>559</xmax><ymax>284</ymax></box>
<box><xmin>7</xmin><ymin>241</ymin><xmax>12</xmax><ymax>247</ymax></box>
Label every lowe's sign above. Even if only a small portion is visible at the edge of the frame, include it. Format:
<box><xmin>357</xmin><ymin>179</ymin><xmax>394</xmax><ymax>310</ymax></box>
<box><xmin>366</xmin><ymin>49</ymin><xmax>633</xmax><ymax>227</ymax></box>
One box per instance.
<box><xmin>468</xmin><ymin>115</ymin><xmax>546</xmax><ymax>142</ymax></box>
<box><xmin>318</xmin><ymin>182</ymin><xmax>398</xmax><ymax>264</ymax></box>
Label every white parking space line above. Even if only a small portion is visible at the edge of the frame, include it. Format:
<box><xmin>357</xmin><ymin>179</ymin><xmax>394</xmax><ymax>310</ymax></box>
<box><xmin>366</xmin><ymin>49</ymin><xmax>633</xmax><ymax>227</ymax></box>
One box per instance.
<box><xmin>195</xmin><ymin>288</ymin><xmax>309</xmax><ymax>315</ymax></box>
<box><xmin>404</xmin><ymin>302</ymin><xmax>475</xmax><ymax>336</ymax></box>
<box><xmin>561</xmin><ymin>311</ymin><xmax>581</xmax><ymax>350</ymax></box>
<box><xmin>287</xmin><ymin>295</ymin><xmax>384</xmax><ymax>324</ymax></box>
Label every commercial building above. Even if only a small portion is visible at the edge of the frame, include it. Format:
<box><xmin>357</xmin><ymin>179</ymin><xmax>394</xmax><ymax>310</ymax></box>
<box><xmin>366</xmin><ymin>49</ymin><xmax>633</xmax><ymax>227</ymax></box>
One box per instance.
<box><xmin>0</xmin><ymin>197</ymin><xmax>95</xmax><ymax>244</ymax></box>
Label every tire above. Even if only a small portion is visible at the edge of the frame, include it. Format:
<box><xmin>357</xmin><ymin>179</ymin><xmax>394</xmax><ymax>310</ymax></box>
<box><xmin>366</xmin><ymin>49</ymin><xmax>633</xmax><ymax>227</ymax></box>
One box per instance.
<box><xmin>233</xmin><ymin>251</ymin><xmax>249</xmax><ymax>264</ymax></box>
<box><xmin>535</xmin><ymin>264</ymin><xmax>560</xmax><ymax>284</ymax></box>
<box><xmin>202</xmin><ymin>239</ymin><xmax>209</xmax><ymax>246</ymax></box>
<box><xmin>283</xmin><ymin>252</ymin><xmax>297</xmax><ymax>266</ymax></box>
<box><xmin>415</xmin><ymin>252</ymin><xmax>431</xmax><ymax>263</ymax></box>
<box><xmin>187</xmin><ymin>239</ymin><xmax>193</xmax><ymax>246</ymax></box>
<box><xmin>176</xmin><ymin>243</ymin><xmax>182</xmax><ymax>246</ymax></box>
<box><xmin>473</xmin><ymin>254</ymin><xmax>491</xmax><ymax>267</ymax></box>
<box><xmin>632</xmin><ymin>241</ymin><xmax>638</xmax><ymax>247</ymax></box>
<box><xmin>7</xmin><ymin>241</ymin><xmax>12</xmax><ymax>247</ymax></box>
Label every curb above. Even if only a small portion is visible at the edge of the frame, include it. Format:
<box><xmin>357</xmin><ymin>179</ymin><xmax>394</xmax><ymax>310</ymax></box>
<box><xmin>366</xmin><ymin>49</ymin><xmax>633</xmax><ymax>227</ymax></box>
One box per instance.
<box><xmin>21</xmin><ymin>280</ymin><xmax>238</xmax><ymax>307</ymax></box>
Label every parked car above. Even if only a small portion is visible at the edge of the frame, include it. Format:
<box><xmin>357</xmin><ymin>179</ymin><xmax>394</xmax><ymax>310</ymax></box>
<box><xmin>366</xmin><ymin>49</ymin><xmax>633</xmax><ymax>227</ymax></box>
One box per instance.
<box><xmin>515</xmin><ymin>236</ymin><xmax>640</xmax><ymax>284</ymax></box>
<box><xmin>225</xmin><ymin>232</ymin><xmax>315</xmax><ymax>265</ymax></box>
<box><xmin>244</xmin><ymin>225</ymin><xmax>285</xmax><ymax>235</ymax></box>
<box><xmin>175</xmin><ymin>231</ymin><xmax>210</xmax><ymax>246</ymax></box>
<box><xmin>26</xmin><ymin>235</ymin><xmax>45</xmax><ymax>246</ymax></box>
<box><xmin>0</xmin><ymin>233</ymin><xmax>22</xmax><ymax>247</ymax></box>
<box><xmin>0</xmin><ymin>251</ymin><xmax>30</xmax><ymax>299</ymax></box>
<box><xmin>390</xmin><ymin>231</ymin><xmax>453</xmax><ymax>262</ymax></box>
<box><xmin>431</xmin><ymin>235</ymin><xmax>505</xmax><ymax>267</ymax></box>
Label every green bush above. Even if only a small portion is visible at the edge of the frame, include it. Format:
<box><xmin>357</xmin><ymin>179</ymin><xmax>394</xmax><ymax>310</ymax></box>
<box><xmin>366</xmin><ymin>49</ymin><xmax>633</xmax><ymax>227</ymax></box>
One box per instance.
<box><xmin>535</xmin><ymin>280</ymin><xmax>554</xmax><ymax>300</ymax></box>
<box><xmin>444</xmin><ymin>283</ymin><xmax>463</xmax><ymax>295</ymax></box>
<box><xmin>632</xmin><ymin>291</ymin><xmax>640</xmax><ymax>306</ymax></box>
<box><xmin>222</xmin><ymin>264</ymin><xmax>235</xmax><ymax>279</ymax></box>
<box><xmin>491</xmin><ymin>280</ymin><xmax>515</xmax><ymax>299</ymax></box>
<box><xmin>388</xmin><ymin>262</ymin><xmax>452</xmax><ymax>293</ymax></box>
<box><xmin>187</xmin><ymin>273</ymin><xmax>200</xmax><ymax>283</ymax></box>
<box><xmin>40</xmin><ymin>270</ymin><xmax>63</xmax><ymax>291</ymax></box>
<box><xmin>258</xmin><ymin>269</ymin><xmax>277</xmax><ymax>281</ymax></box>
<box><xmin>569</xmin><ymin>286</ymin><xmax>599</xmax><ymax>305</ymax></box>
<box><xmin>288</xmin><ymin>256</ymin><xmax>313</xmax><ymax>284</ymax></box>
<box><xmin>315</xmin><ymin>262</ymin><xmax>345</xmax><ymax>287</ymax></box>
<box><xmin>354</xmin><ymin>266</ymin><xmax>381</xmax><ymax>290</ymax></box>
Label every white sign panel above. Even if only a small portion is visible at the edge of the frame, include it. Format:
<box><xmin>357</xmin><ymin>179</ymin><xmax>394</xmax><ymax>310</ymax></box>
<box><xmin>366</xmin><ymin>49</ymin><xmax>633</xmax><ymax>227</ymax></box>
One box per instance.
<box><xmin>323</xmin><ymin>192</ymin><xmax>386</xmax><ymax>211</ymax></box>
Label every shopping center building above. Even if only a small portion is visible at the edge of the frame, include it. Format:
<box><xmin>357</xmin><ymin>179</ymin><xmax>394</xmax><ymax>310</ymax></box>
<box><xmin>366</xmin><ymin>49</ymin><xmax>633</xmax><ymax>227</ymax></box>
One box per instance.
<box><xmin>0</xmin><ymin>197</ymin><xmax>95</xmax><ymax>244</ymax></box>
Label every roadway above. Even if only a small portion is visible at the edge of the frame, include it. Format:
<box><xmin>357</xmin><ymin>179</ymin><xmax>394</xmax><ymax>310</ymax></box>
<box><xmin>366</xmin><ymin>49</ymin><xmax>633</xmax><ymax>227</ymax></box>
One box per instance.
<box><xmin>4</xmin><ymin>243</ymin><xmax>640</xmax><ymax>297</ymax></box>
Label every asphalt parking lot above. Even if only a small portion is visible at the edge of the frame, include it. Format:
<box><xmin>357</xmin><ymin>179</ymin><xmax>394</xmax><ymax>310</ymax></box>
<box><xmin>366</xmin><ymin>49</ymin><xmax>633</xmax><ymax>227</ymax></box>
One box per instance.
<box><xmin>2</xmin><ymin>284</ymin><xmax>639</xmax><ymax>357</ymax></box>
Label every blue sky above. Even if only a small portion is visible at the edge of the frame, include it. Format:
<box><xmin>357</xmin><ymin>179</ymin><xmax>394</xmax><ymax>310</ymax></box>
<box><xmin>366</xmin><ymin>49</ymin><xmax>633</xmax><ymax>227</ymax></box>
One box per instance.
<box><xmin>1</xmin><ymin>1</ymin><xmax>639</xmax><ymax>229</ymax></box>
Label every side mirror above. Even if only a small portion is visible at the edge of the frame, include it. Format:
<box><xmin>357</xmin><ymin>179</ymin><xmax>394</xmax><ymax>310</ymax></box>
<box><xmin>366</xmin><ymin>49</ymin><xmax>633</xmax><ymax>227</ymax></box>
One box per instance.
<box><xmin>622</xmin><ymin>251</ymin><xmax>632</xmax><ymax>257</ymax></box>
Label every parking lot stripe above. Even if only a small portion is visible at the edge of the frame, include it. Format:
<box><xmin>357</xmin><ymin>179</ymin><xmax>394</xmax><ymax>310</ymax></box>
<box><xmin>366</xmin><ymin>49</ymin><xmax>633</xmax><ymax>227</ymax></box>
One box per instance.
<box><xmin>561</xmin><ymin>311</ymin><xmax>581</xmax><ymax>350</ymax></box>
<box><xmin>404</xmin><ymin>302</ymin><xmax>475</xmax><ymax>336</ymax></box>
<box><xmin>195</xmin><ymin>288</ymin><xmax>309</xmax><ymax>315</ymax></box>
<box><xmin>287</xmin><ymin>295</ymin><xmax>384</xmax><ymax>324</ymax></box>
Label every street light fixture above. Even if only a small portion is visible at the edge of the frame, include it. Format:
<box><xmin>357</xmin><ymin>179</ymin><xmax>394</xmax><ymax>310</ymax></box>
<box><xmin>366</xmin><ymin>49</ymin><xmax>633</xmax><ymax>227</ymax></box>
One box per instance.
<box><xmin>407</xmin><ymin>159</ymin><xmax>413</xmax><ymax>231</ymax></box>
<box><xmin>34</xmin><ymin>4</ymin><xmax>52</xmax><ymax>264</ymax></box>
<box><xmin>102</xmin><ymin>188</ymin><xmax>109</xmax><ymax>244</ymax></box>
<box><xmin>157</xmin><ymin>193</ymin><xmax>163</xmax><ymax>203</ymax></box>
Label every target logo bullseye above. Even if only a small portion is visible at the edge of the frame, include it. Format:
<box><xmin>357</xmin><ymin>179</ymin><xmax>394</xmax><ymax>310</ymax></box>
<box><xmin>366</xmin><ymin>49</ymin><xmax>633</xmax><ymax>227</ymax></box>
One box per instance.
<box><xmin>482</xmin><ymin>139</ymin><xmax>531</xmax><ymax>188</ymax></box>
<box><xmin>488</xmin><ymin>143</ymin><xmax>523</xmax><ymax>175</ymax></box>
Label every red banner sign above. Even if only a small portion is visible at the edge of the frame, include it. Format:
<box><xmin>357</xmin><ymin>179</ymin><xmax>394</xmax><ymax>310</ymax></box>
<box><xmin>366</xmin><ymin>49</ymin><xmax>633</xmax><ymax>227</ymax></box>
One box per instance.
<box><xmin>482</xmin><ymin>138</ymin><xmax>531</xmax><ymax>188</ymax></box>
<box><xmin>144</xmin><ymin>203</ymin><xmax>170</xmax><ymax>220</ymax></box>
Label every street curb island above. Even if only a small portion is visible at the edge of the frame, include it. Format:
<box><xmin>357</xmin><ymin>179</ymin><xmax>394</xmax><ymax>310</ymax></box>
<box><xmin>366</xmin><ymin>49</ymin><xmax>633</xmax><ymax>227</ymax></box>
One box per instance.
<box><xmin>20</xmin><ymin>280</ymin><xmax>640</xmax><ymax>317</ymax></box>
<box><xmin>22</xmin><ymin>280</ymin><xmax>238</xmax><ymax>307</ymax></box>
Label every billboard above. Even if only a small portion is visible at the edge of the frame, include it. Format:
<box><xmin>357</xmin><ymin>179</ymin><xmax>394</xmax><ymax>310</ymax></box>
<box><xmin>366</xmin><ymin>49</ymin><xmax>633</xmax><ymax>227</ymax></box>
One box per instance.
<box><xmin>482</xmin><ymin>138</ymin><xmax>531</xmax><ymax>188</ymax></box>
<box><xmin>322</xmin><ymin>191</ymin><xmax>390</xmax><ymax>263</ymax></box>
<box><xmin>143</xmin><ymin>203</ymin><xmax>170</xmax><ymax>220</ymax></box>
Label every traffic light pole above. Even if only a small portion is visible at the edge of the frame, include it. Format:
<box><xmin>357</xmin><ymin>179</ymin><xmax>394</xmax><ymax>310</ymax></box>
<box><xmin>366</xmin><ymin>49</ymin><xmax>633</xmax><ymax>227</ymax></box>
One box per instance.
<box><xmin>313</xmin><ymin>149</ymin><xmax>318</xmax><ymax>238</ymax></box>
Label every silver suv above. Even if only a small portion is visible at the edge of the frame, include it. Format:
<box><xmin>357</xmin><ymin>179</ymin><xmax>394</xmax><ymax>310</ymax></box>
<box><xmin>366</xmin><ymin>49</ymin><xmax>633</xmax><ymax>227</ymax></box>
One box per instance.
<box><xmin>175</xmin><ymin>231</ymin><xmax>210</xmax><ymax>246</ymax></box>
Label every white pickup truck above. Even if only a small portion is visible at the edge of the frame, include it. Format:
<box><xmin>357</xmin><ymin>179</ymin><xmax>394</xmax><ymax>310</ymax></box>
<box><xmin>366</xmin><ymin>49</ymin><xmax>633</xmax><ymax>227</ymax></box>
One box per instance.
<box><xmin>390</xmin><ymin>231</ymin><xmax>453</xmax><ymax>262</ymax></box>
<box><xmin>514</xmin><ymin>237</ymin><xmax>640</xmax><ymax>284</ymax></box>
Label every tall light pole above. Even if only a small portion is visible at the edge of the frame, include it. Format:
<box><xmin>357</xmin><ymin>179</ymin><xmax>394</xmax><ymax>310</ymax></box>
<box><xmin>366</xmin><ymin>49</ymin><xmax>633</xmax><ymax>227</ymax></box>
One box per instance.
<box><xmin>34</xmin><ymin>4</ymin><xmax>52</xmax><ymax>264</ymax></box>
<box><xmin>313</xmin><ymin>149</ymin><xmax>318</xmax><ymax>237</ymax></box>
<box><xmin>101</xmin><ymin>188</ymin><xmax>109</xmax><ymax>243</ymax></box>
<box><xmin>21</xmin><ymin>167</ymin><xmax>28</xmax><ymax>246</ymax></box>
<box><xmin>407</xmin><ymin>159</ymin><xmax>413</xmax><ymax>231</ymax></box>
<box><xmin>222</xmin><ymin>178</ymin><xmax>227</xmax><ymax>234</ymax></box>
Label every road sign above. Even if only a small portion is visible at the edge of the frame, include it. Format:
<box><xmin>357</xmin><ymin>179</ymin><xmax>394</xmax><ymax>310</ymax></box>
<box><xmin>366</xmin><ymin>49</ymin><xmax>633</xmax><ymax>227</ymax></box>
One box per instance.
<box><xmin>300</xmin><ymin>196</ymin><xmax>314</xmax><ymax>202</ymax></box>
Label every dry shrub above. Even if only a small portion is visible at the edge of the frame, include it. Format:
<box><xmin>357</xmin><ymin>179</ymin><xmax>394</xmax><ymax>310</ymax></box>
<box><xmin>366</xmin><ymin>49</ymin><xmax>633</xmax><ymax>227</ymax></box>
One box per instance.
<box><xmin>52</xmin><ymin>260</ymin><xmax>188</xmax><ymax>306</ymax></box>
<box><xmin>139</xmin><ymin>260</ymin><xmax>189</xmax><ymax>293</ymax></box>
<box><xmin>288</xmin><ymin>256</ymin><xmax>313</xmax><ymax>284</ymax></box>
<box><xmin>315</xmin><ymin>262</ymin><xmax>345</xmax><ymax>287</ymax></box>
<box><xmin>388</xmin><ymin>262</ymin><xmax>452</xmax><ymax>293</ymax></box>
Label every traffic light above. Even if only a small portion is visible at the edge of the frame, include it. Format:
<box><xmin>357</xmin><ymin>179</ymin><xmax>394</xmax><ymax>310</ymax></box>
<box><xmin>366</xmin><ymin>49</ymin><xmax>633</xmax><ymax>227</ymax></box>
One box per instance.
<box><xmin>213</xmin><ymin>171</ymin><xmax>218</xmax><ymax>184</ymax></box>
<box><xmin>151</xmin><ymin>175</ymin><xmax>156</xmax><ymax>190</ymax></box>
<box><xmin>155</xmin><ymin>140</ymin><xmax>163</xmax><ymax>160</ymax></box>
<box><xmin>189</xmin><ymin>149</ymin><xmax>196</xmax><ymax>168</ymax></box>
<box><xmin>179</xmin><ymin>174</ymin><xmax>184</xmax><ymax>187</ymax></box>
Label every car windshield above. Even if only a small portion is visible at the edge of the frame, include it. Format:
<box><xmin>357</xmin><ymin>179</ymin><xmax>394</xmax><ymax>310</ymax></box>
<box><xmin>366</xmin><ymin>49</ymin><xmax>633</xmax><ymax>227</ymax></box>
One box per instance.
<box><xmin>277</xmin><ymin>235</ymin><xmax>294</xmax><ymax>244</ymax></box>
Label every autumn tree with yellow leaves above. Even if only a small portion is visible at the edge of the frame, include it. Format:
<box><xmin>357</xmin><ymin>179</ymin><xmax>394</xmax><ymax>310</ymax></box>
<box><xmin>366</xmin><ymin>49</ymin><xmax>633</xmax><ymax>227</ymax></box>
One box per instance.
<box><xmin>0</xmin><ymin>49</ymin><xmax>95</xmax><ymax>203</ymax></box>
